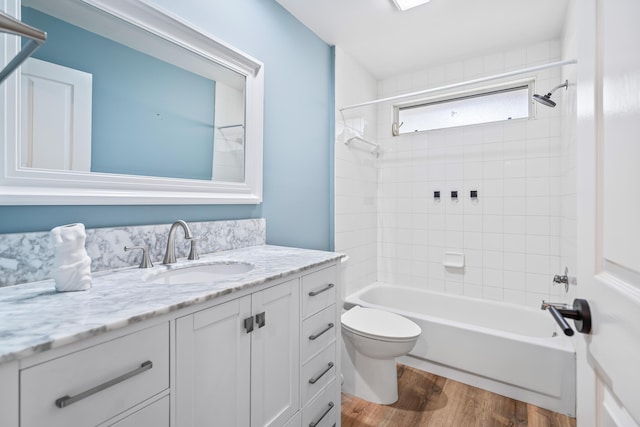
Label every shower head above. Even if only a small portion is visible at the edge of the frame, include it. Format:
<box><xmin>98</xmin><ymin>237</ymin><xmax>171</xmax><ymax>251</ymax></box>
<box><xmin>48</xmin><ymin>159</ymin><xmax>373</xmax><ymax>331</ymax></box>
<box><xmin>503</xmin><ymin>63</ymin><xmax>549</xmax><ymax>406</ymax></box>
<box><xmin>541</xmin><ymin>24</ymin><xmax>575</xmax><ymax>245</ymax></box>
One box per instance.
<box><xmin>533</xmin><ymin>80</ymin><xmax>568</xmax><ymax>108</ymax></box>
<box><xmin>533</xmin><ymin>93</ymin><xmax>557</xmax><ymax>107</ymax></box>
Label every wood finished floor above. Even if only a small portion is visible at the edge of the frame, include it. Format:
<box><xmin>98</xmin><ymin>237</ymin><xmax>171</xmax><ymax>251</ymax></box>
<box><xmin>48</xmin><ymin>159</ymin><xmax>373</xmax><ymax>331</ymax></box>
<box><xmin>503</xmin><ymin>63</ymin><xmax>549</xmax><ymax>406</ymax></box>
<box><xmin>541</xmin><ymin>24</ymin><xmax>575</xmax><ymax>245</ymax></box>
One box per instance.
<box><xmin>341</xmin><ymin>364</ymin><xmax>576</xmax><ymax>427</ymax></box>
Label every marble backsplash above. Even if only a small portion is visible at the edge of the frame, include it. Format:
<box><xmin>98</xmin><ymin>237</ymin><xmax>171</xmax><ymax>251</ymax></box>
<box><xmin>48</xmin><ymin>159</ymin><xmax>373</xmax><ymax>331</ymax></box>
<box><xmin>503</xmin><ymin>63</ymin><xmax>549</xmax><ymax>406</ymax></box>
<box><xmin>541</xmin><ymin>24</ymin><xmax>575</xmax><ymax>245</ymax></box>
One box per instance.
<box><xmin>0</xmin><ymin>218</ymin><xmax>266</xmax><ymax>287</ymax></box>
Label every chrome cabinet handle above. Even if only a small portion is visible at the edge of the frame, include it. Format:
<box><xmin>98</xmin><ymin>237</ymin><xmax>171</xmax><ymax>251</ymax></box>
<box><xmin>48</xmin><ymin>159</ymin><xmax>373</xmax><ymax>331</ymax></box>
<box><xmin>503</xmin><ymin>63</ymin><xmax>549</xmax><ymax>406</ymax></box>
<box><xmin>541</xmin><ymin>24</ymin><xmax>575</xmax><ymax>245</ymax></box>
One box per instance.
<box><xmin>309</xmin><ymin>323</ymin><xmax>334</xmax><ymax>341</ymax></box>
<box><xmin>244</xmin><ymin>316</ymin><xmax>254</xmax><ymax>333</ymax></box>
<box><xmin>256</xmin><ymin>311</ymin><xmax>266</xmax><ymax>328</ymax></box>
<box><xmin>308</xmin><ymin>283</ymin><xmax>334</xmax><ymax>297</ymax></box>
<box><xmin>309</xmin><ymin>401</ymin><xmax>334</xmax><ymax>427</ymax></box>
<box><xmin>55</xmin><ymin>361</ymin><xmax>153</xmax><ymax>408</ymax></box>
<box><xmin>308</xmin><ymin>362</ymin><xmax>334</xmax><ymax>384</ymax></box>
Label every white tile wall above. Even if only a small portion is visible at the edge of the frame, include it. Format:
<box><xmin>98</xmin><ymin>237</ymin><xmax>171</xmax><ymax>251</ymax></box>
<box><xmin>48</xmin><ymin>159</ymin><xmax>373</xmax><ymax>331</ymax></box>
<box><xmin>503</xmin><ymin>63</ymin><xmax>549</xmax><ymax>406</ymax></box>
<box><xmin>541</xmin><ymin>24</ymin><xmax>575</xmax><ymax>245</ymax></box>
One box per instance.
<box><xmin>375</xmin><ymin>39</ymin><xmax>572</xmax><ymax>308</ymax></box>
<box><xmin>334</xmin><ymin>47</ymin><xmax>378</xmax><ymax>297</ymax></box>
<box><xmin>335</xmin><ymin>33</ymin><xmax>578</xmax><ymax>308</ymax></box>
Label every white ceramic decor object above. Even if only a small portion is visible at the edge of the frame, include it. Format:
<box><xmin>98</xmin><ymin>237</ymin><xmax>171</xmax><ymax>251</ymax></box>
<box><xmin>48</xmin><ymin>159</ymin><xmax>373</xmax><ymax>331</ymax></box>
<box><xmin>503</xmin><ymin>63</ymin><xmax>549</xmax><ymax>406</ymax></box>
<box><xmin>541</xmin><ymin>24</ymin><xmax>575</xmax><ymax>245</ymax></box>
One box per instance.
<box><xmin>51</xmin><ymin>223</ymin><xmax>92</xmax><ymax>292</ymax></box>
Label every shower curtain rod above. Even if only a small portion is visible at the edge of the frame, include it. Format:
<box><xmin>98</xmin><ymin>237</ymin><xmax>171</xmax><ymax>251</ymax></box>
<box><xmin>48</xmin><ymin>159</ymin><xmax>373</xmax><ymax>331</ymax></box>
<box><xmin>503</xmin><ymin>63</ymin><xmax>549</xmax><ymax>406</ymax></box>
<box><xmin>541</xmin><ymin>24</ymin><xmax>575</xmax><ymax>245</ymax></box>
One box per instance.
<box><xmin>339</xmin><ymin>58</ymin><xmax>577</xmax><ymax>112</ymax></box>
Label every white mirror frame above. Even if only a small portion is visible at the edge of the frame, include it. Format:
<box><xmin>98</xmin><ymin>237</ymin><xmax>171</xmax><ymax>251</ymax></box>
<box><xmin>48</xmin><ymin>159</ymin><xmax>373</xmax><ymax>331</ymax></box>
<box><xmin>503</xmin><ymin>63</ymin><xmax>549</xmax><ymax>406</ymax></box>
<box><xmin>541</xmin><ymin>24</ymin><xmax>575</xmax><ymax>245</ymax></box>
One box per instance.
<box><xmin>0</xmin><ymin>0</ymin><xmax>264</xmax><ymax>205</ymax></box>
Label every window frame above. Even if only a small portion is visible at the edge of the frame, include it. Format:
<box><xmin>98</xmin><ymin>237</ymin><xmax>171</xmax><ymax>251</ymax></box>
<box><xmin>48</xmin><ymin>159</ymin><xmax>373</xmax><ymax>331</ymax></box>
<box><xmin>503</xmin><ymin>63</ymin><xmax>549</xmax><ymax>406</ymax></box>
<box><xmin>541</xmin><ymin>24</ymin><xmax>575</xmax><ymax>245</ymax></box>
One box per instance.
<box><xmin>392</xmin><ymin>78</ymin><xmax>536</xmax><ymax>135</ymax></box>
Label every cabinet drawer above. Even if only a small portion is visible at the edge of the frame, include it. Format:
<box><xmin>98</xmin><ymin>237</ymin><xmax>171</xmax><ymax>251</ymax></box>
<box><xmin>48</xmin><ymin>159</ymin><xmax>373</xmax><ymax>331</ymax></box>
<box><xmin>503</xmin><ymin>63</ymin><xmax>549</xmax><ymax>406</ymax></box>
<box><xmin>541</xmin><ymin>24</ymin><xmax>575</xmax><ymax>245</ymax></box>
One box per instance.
<box><xmin>302</xmin><ymin>266</ymin><xmax>337</xmax><ymax>319</ymax></box>
<box><xmin>302</xmin><ymin>304</ymin><xmax>336</xmax><ymax>363</ymax></box>
<box><xmin>21</xmin><ymin>323</ymin><xmax>169</xmax><ymax>427</ymax></box>
<box><xmin>302</xmin><ymin>342</ymin><xmax>336</xmax><ymax>406</ymax></box>
<box><xmin>303</xmin><ymin>379</ymin><xmax>337</xmax><ymax>427</ymax></box>
<box><xmin>107</xmin><ymin>395</ymin><xmax>169</xmax><ymax>427</ymax></box>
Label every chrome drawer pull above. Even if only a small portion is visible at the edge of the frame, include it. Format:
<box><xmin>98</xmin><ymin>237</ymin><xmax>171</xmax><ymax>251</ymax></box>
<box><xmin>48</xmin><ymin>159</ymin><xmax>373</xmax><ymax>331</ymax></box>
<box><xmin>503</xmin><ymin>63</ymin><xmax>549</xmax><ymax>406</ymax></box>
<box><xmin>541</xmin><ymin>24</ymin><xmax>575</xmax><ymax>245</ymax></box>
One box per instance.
<box><xmin>309</xmin><ymin>323</ymin><xmax>334</xmax><ymax>341</ymax></box>
<box><xmin>308</xmin><ymin>283</ymin><xmax>334</xmax><ymax>297</ymax></box>
<box><xmin>309</xmin><ymin>401</ymin><xmax>334</xmax><ymax>427</ymax></box>
<box><xmin>308</xmin><ymin>362</ymin><xmax>334</xmax><ymax>384</ymax></box>
<box><xmin>55</xmin><ymin>361</ymin><xmax>153</xmax><ymax>408</ymax></box>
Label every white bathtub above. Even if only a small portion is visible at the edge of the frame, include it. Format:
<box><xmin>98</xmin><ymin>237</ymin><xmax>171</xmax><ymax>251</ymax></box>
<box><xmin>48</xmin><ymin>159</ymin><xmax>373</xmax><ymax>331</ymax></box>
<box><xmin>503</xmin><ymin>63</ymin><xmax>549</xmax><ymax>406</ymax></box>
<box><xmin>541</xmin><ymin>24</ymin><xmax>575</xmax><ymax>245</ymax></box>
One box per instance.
<box><xmin>344</xmin><ymin>283</ymin><xmax>576</xmax><ymax>416</ymax></box>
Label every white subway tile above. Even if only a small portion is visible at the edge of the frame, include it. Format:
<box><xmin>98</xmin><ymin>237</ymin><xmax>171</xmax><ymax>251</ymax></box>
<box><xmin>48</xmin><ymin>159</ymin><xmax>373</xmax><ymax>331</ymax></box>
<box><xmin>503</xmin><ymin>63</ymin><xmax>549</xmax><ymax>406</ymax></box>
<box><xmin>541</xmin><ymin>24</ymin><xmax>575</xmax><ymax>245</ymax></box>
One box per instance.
<box><xmin>504</xmin><ymin>252</ymin><xmax>526</xmax><ymax>272</ymax></box>
<box><xmin>504</xmin><ymin>197</ymin><xmax>527</xmax><ymax>215</ymax></box>
<box><xmin>446</xmin><ymin>214</ymin><xmax>464</xmax><ymax>231</ymax></box>
<box><xmin>504</xmin><ymin>215</ymin><xmax>526</xmax><ymax>234</ymax></box>
<box><xmin>503</xmin><ymin>121</ymin><xmax>527</xmax><ymax>141</ymax></box>
<box><xmin>504</xmin><ymin>159</ymin><xmax>527</xmax><ymax>178</ymax></box>
<box><xmin>445</xmin><ymin>281</ymin><xmax>464</xmax><ymax>295</ymax></box>
<box><xmin>465</xmin><ymin>249</ymin><xmax>484</xmax><ymax>267</ymax></box>
<box><xmin>483</xmin><ymin>160</ymin><xmax>504</xmax><ymax>179</ymax></box>
<box><xmin>446</xmin><ymin>231</ymin><xmax>464</xmax><ymax>248</ymax></box>
<box><xmin>482</xmin><ymin>197</ymin><xmax>504</xmax><ymax>215</ymax></box>
<box><xmin>484</xmin><ymin>250</ymin><xmax>504</xmax><ymax>269</ymax></box>
<box><xmin>483</xmin><ymin>215</ymin><xmax>504</xmax><ymax>233</ymax></box>
<box><xmin>503</xmin><ymin>140</ymin><xmax>527</xmax><ymax>160</ymax></box>
<box><xmin>483</xmin><ymin>268</ymin><xmax>504</xmax><ymax>287</ymax></box>
<box><xmin>526</xmin><ymin>158</ymin><xmax>551</xmax><ymax>178</ymax></box>
<box><xmin>428</xmin><ymin>262</ymin><xmax>445</xmax><ymax>279</ymax></box>
<box><xmin>526</xmin><ymin>254</ymin><xmax>551</xmax><ymax>274</ymax></box>
<box><xmin>483</xmin><ymin>286</ymin><xmax>504</xmax><ymax>301</ymax></box>
<box><xmin>464</xmin><ymin>283</ymin><xmax>484</xmax><ymax>298</ymax></box>
<box><xmin>504</xmin><ymin>271</ymin><xmax>526</xmax><ymax>290</ymax></box>
<box><xmin>503</xmin><ymin>289</ymin><xmax>526</xmax><ymax>305</ymax></box>
<box><xmin>464</xmin><ymin>266</ymin><xmax>484</xmax><ymax>285</ymax></box>
<box><xmin>464</xmin><ymin>162</ymin><xmax>484</xmax><ymax>180</ymax></box>
<box><xmin>464</xmin><ymin>214</ymin><xmax>483</xmax><ymax>232</ymax></box>
<box><xmin>526</xmin><ymin>216</ymin><xmax>550</xmax><ymax>235</ymax></box>
<box><xmin>483</xmin><ymin>232</ymin><xmax>504</xmax><ymax>253</ymax></box>
<box><xmin>464</xmin><ymin>231</ymin><xmax>483</xmax><ymax>249</ymax></box>
<box><xmin>526</xmin><ymin>235</ymin><xmax>550</xmax><ymax>255</ymax></box>
<box><xmin>504</xmin><ymin>234</ymin><xmax>526</xmax><ymax>253</ymax></box>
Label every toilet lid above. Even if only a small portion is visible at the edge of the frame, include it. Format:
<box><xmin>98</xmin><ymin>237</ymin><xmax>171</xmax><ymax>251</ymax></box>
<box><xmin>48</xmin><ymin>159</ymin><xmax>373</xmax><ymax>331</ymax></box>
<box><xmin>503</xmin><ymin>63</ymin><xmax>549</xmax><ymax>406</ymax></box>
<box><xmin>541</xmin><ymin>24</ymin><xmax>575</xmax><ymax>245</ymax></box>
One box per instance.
<box><xmin>341</xmin><ymin>306</ymin><xmax>421</xmax><ymax>341</ymax></box>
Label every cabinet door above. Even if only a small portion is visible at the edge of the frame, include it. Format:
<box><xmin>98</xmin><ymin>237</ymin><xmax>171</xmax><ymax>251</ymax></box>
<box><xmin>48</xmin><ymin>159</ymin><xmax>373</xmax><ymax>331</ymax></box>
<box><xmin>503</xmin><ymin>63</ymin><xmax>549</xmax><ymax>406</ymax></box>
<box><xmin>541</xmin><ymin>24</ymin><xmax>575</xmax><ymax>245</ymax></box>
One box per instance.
<box><xmin>176</xmin><ymin>296</ymin><xmax>252</xmax><ymax>427</ymax></box>
<box><xmin>251</xmin><ymin>279</ymin><xmax>300</xmax><ymax>427</ymax></box>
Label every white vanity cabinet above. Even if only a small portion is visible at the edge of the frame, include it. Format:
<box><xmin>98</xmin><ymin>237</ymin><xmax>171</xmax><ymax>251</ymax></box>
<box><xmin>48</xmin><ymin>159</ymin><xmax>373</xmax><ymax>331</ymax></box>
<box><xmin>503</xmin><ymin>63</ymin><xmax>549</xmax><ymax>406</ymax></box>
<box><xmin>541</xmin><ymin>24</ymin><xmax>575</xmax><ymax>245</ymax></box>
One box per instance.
<box><xmin>176</xmin><ymin>278</ymin><xmax>301</xmax><ymax>427</ymax></box>
<box><xmin>0</xmin><ymin>258</ymin><xmax>341</xmax><ymax>427</ymax></box>
<box><xmin>300</xmin><ymin>266</ymin><xmax>339</xmax><ymax>427</ymax></box>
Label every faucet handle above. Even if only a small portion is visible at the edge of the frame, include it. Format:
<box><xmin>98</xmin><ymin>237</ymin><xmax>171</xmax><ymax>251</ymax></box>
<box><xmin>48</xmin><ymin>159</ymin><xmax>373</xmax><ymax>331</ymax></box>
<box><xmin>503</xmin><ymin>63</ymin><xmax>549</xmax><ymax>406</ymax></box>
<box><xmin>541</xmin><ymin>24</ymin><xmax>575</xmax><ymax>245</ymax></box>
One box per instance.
<box><xmin>187</xmin><ymin>238</ymin><xmax>200</xmax><ymax>261</ymax></box>
<box><xmin>124</xmin><ymin>245</ymin><xmax>153</xmax><ymax>268</ymax></box>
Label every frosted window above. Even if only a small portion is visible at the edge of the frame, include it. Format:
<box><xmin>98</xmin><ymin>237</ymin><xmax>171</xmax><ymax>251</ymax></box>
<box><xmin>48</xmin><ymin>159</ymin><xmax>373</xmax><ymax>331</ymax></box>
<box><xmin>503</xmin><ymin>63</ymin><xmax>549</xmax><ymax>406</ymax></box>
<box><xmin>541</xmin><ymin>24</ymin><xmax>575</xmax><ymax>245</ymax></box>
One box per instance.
<box><xmin>396</xmin><ymin>86</ymin><xmax>530</xmax><ymax>133</ymax></box>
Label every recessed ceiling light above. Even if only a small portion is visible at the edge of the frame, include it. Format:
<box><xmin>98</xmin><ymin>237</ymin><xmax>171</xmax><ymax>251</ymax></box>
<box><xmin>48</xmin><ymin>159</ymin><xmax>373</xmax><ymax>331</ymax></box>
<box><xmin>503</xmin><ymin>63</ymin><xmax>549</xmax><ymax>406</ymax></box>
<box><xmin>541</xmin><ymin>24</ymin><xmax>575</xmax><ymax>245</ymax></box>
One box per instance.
<box><xmin>392</xmin><ymin>0</ymin><xmax>431</xmax><ymax>11</ymax></box>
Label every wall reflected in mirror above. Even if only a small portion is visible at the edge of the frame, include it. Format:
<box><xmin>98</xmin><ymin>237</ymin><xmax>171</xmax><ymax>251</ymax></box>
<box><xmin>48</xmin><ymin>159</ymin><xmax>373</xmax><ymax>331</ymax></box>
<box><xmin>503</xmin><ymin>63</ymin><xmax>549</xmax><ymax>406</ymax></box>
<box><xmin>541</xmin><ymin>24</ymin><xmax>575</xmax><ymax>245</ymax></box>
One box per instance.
<box><xmin>20</xmin><ymin>5</ymin><xmax>245</xmax><ymax>183</ymax></box>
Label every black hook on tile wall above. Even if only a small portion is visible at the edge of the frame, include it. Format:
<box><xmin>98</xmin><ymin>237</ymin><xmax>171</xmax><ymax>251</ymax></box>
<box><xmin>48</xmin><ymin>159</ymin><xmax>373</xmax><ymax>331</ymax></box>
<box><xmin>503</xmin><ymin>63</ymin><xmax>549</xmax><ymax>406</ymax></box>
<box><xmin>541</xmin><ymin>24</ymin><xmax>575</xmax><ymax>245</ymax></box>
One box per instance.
<box><xmin>451</xmin><ymin>190</ymin><xmax>458</xmax><ymax>201</ymax></box>
<box><xmin>470</xmin><ymin>190</ymin><xmax>478</xmax><ymax>200</ymax></box>
<box><xmin>434</xmin><ymin>190</ymin><xmax>440</xmax><ymax>201</ymax></box>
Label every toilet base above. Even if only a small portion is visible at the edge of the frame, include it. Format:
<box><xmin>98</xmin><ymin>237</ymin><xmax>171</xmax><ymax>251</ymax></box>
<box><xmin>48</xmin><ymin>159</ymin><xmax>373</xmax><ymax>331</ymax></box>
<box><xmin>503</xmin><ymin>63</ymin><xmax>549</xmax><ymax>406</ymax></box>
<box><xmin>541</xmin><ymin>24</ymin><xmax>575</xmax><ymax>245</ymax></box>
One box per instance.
<box><xmin>341</xmin><ymin>336</ymin><xmax>399</xmax><ymax>405</ymax></box>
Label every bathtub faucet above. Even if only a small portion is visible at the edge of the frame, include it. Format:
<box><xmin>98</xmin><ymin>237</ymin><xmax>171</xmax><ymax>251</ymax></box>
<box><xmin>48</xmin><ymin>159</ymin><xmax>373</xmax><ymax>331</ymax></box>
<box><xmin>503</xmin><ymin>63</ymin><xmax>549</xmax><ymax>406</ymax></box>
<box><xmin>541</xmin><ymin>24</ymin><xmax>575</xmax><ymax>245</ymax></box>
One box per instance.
<box><xmin>541</xmin><ymin>299</ymin><xmax>592</xmax><ymax>337</ymax></box>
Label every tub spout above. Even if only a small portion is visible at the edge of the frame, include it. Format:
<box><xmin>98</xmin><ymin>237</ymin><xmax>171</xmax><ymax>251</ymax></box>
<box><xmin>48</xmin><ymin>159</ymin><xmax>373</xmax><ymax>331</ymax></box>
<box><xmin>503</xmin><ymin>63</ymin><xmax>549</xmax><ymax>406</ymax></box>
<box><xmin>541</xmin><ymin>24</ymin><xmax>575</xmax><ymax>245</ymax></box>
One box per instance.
<box><xmin>541</xmin><ymin>299</ymin><xmax>592</xmax><ymax>336</ymax></box>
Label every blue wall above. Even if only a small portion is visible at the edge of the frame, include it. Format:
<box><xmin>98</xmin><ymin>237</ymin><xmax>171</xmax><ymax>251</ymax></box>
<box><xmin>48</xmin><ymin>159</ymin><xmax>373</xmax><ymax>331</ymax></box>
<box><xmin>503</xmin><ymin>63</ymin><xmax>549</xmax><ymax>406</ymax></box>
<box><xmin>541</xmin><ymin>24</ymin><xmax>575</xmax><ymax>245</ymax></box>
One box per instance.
<box><xmin>23</xmin><ymin>7</ymin><xmax>216</xmax><ymax>180</ymax></box>
<box><xmin>1</xmin><ymin>0</ymin><xmax>334</xmax><ymax>251</ymax></box>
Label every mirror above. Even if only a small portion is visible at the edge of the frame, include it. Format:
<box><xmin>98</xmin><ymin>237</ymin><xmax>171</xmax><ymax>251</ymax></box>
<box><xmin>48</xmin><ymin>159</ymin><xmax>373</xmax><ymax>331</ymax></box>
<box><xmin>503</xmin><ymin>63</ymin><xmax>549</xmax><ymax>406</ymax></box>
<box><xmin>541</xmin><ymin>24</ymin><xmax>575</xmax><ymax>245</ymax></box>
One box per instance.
<box><xmin>0</xmin><ymin>0</ymin><xmax>264</xmax><ymax>204</ymax></box>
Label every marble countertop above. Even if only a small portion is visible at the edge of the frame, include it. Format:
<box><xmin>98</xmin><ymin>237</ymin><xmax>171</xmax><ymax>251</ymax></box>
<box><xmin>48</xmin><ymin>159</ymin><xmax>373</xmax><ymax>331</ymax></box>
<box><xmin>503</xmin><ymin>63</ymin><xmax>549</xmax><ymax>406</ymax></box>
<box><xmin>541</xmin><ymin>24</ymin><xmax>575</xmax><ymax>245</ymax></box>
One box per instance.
<box><xmin>0</xmin><ymin>245</ymin><xmax>343</xmax><ymax>364</ymax></box>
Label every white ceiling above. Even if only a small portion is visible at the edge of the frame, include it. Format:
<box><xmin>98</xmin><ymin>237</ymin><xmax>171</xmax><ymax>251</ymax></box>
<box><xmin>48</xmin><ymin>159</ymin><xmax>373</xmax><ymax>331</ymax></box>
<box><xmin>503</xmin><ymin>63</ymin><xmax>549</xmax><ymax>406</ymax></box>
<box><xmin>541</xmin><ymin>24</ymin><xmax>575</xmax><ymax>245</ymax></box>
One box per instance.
<box><xmin>275</xmin><ymin>0</ymin><xmax>569</xmax><ymax>80</ymax></box>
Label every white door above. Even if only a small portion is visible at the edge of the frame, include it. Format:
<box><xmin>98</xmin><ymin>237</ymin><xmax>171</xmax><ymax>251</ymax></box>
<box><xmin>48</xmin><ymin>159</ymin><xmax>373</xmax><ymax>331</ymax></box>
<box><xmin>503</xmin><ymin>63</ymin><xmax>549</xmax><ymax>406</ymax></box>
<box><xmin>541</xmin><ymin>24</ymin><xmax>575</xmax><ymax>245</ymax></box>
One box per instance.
<box><xmin>576</xmin><ymin>0</ymin><xmax>640</xmax><ymax>425</ymax></box>
<box><xmin>175</xmin><ymin>296</ymin><xmax>252</xmax><ymax>427</ymax></box>
<box><xmin>21</xmin><ymin>58</ymin><xmax>92</xmax><ymax>171</ymax></box>
<box><xmin>251</xmin><ymin>279</ymin><xmax>300</xmax><ymax>427</ymax></box>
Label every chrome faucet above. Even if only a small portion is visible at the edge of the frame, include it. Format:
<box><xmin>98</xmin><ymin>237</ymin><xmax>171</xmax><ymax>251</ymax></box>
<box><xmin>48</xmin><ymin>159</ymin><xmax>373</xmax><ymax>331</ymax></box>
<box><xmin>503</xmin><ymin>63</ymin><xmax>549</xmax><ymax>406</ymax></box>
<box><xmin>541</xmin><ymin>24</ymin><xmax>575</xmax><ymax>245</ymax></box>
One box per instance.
<box><xmin>162</xmin><ymin>220</ymin><xmax>199</xmax><ymax>264</ymax></box>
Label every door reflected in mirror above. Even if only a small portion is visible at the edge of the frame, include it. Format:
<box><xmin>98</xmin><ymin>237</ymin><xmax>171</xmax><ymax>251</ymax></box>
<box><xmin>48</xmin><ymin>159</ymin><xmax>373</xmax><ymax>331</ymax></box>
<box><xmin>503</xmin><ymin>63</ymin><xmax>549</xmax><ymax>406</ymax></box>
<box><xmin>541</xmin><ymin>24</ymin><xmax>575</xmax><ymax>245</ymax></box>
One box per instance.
<box><xmin>20</xmin><ymin>4</ymin><xmax>245</xmax><ymax>183</ymax></box>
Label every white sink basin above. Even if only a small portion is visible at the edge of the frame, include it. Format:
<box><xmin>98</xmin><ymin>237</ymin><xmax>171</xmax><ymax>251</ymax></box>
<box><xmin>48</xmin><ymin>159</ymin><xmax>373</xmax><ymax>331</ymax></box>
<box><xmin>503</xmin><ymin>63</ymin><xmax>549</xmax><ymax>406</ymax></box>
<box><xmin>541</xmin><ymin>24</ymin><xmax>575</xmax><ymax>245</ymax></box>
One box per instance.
<box><xmin>147</xmin><ymin>262</ymin><xmax>254</xmax><ymax>285</ymax></box>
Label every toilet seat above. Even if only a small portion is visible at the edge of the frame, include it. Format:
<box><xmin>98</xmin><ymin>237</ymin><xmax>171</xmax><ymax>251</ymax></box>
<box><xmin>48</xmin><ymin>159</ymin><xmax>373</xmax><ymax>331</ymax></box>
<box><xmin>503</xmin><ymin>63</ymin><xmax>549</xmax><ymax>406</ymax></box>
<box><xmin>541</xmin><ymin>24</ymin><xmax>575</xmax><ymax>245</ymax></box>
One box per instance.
<box><xmin>341</xmin><ymin>306</ymin><xmax>421</xmax><ymax>342</ymax></box>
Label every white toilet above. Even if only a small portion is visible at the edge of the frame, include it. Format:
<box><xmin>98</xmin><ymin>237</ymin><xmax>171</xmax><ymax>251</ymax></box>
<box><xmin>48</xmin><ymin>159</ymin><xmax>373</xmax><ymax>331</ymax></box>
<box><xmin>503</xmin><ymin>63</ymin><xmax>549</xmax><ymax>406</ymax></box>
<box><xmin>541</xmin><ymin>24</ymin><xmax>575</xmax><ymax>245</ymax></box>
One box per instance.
<box><xmin>341</xmin><ymin>305</ymin><xmax>421</xmax><ymax>405</ymax></box>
